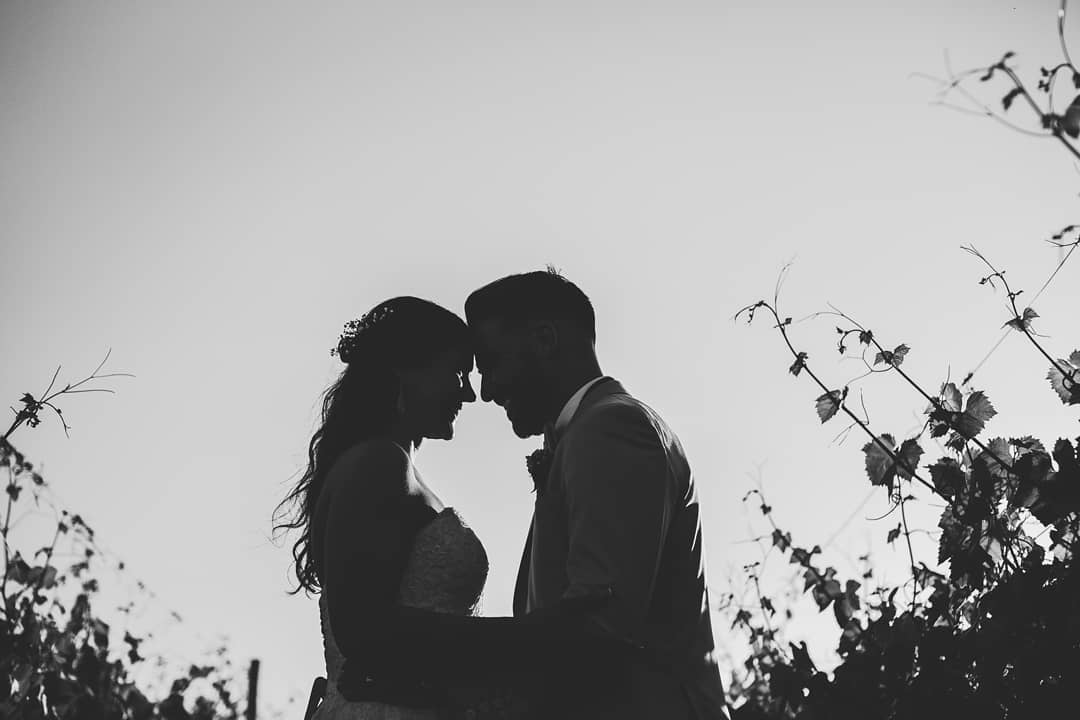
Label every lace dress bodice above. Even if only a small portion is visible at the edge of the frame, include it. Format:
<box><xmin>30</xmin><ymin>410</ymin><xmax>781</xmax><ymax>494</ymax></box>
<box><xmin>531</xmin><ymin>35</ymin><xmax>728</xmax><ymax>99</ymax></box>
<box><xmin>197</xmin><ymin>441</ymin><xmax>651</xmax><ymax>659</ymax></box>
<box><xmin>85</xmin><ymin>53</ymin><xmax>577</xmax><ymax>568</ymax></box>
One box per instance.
<box><xmin>315</xmin><ymin>507</ymin><xmax>489</xmax><ymax>719</ymax></box>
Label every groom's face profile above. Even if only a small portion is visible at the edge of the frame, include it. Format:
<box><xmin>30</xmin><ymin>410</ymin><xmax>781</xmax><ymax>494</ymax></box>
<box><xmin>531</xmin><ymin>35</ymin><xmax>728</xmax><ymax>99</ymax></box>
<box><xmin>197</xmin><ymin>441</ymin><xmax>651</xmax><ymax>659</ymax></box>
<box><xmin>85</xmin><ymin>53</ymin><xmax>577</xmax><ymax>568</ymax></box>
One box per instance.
<box><xmin>471</xmin><ymin>317</ymin><xmax>550</xmax><ymax>438</ymax></box>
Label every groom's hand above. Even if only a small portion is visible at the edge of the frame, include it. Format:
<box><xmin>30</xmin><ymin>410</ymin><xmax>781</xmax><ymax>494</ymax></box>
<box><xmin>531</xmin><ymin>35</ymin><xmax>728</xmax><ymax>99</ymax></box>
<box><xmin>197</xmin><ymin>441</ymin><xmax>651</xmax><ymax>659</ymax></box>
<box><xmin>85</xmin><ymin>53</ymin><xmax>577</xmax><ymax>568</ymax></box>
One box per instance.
<box><xmin>523</xmin><ymin>588</ymin><xmax>644</xmax><ymax>711</ymax></box>
<box><xmin>523</xmin><ymin>586</ymin><xmax>613</xmax><ymax>624</ymax></box>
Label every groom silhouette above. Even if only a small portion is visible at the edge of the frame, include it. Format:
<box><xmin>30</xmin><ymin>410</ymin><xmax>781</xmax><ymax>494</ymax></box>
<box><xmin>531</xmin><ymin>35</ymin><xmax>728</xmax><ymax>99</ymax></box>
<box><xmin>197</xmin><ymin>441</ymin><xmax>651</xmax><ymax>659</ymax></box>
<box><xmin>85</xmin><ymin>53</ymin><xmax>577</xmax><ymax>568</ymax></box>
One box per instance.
<box><xmin>466</xmin><ymin>269</ymin><xmax>730</xmax><ymax>719</ymax></box>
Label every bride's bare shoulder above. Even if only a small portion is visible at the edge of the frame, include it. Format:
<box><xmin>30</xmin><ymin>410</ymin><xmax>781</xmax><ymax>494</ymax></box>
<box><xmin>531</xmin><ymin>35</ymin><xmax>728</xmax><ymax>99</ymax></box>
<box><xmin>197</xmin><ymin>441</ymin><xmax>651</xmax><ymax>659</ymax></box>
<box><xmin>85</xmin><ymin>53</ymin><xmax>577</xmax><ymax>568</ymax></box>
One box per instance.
<box><xmin>325</xmin><ymin>439</ymin><xmax>411</xmax><ymax>500</ymax></box>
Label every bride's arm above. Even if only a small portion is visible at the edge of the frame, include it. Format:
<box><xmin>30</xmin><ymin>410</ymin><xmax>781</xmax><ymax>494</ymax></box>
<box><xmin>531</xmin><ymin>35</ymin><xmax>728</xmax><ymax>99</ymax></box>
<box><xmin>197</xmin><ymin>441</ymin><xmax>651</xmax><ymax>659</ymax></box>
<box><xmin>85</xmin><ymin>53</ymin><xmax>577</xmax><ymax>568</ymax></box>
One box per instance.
<box><xmin>321</xmin><ymin>442</ymin><xmax>621</xmax><ymax>690</ymax></box>
<box><xmin>321</xmin><ymin>441</ymin><xmax>428</xmax><ymax>666</ymax></box>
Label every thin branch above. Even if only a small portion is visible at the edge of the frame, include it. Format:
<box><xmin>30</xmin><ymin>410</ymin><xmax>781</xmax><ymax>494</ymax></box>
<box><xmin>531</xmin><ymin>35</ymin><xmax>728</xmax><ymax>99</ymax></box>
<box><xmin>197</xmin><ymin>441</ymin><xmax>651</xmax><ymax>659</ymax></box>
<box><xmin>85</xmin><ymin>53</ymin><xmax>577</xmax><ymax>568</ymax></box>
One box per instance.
<box><xmin>749</xmin><ymin>571</ymin><xmax>777</xmax><ymax>645</ymax></box>
<box><xmin>899</xmin><ymin>493</ymin><xmax>919</xmax><ymax>610</ymax></box>
<box><xmin>2</xmin><ymin>350</ymin><xmax>132</xmax><ymax>442</ymax></box>
<box><xmin>1031</xmin><ymin>234</ymin><xmax>1079</xmax><ymax>304</ymax></box>
<box><xmin>962</xmin><ymin>329</ymin><xmax>1011</xmax><ymax>386</ymax></box>
<box><xmin>1060</xmin><ymin>0</ymin><xmax>1078</xmax><ymax>74</ymax></box>
<box><xmin>961</xmin><ymin>231</ymin><xmax>1078</xmax><ymax>385</ymax></box>
<box><xmin>963</xmin><ymin>245</ymin><xmax>1077</xmax><ymax>390</ymax></box>
<box><xmin>867</xmin><ymin>499</ymin><xmax>903</xmax><ymax>522</ymax></box>
<box><xmin>40</xmin><ymin>365</ymin><xmax>62</xmax><ymax>400</ymax></box>
<box><xmin>823</xmin><ymin>305</ymin><xmax>1015</xmax><ymax>473</ymax></box>
<box><xmin>737</xmin><ymin>300</ymin><xmax>950</xmax><ymax>503</ymax></box>
<box><xmin>58</xmin><ymin>388</ymin><xmax>117</xmax><ymax>395</ymax></box>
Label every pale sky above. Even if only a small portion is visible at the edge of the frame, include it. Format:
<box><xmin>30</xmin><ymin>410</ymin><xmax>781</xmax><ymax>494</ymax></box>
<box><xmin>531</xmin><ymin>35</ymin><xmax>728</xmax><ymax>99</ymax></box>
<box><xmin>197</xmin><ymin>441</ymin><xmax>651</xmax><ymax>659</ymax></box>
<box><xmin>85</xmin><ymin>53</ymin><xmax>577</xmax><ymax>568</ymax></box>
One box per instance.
<box><xmin>3</xmin><ymin>0</ymin><xmax>1079</xmax><ymax>714</ymax></box>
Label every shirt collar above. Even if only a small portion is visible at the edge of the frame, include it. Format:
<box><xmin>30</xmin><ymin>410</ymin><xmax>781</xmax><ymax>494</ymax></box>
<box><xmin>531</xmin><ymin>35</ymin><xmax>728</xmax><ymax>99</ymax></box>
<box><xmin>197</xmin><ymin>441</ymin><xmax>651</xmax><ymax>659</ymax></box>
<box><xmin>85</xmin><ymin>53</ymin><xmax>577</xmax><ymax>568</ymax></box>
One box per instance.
<box><xmin>552</xmin><ymin>375</ymin><xmax>606</xmax><ymax>437</ymax></box>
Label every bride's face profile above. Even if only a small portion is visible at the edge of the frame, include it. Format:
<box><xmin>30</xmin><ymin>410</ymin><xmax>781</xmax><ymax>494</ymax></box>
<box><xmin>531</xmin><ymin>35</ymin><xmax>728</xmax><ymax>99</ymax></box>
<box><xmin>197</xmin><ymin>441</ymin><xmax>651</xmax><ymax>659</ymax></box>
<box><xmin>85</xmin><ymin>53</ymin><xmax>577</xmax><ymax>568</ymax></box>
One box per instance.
<box><xmin>398</xmin><ymin>345</ymin><xmax>476</xmax><ymax>441</ymax></box>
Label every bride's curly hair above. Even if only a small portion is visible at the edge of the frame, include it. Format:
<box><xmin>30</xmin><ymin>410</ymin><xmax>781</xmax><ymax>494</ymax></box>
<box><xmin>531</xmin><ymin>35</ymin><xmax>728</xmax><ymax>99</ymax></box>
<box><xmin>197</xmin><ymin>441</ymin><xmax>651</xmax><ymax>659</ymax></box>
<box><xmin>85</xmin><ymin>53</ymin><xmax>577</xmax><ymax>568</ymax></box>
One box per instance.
<box><xmin>274</xmin><ymin>296</ymin><xmax>471</xmax><ymax>594</ymax></box>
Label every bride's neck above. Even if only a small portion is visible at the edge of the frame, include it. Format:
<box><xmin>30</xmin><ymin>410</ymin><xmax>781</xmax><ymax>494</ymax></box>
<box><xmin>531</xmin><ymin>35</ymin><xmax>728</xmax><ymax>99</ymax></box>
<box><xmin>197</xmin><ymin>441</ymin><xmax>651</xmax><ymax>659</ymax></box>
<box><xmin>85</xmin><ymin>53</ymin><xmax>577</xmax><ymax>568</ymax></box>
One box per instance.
<box><xmin>383</xmin><ymin>426</ymin><xmax>419</xmax><ymax>460</ymax></box>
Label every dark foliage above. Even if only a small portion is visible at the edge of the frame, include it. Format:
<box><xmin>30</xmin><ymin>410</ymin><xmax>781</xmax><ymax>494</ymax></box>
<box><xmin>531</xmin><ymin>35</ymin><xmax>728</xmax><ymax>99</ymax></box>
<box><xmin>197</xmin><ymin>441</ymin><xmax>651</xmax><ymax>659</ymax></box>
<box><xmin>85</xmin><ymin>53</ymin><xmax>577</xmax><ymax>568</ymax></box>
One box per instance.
<box><xmin>1</xmin><ymin>356</ymin><xmax>243</xmax><ymax>720</ymax></box>
<box><xmin>728</xmin><ymin>5</ymin><xmax>1080</xmax><ymax>717</ymax></box>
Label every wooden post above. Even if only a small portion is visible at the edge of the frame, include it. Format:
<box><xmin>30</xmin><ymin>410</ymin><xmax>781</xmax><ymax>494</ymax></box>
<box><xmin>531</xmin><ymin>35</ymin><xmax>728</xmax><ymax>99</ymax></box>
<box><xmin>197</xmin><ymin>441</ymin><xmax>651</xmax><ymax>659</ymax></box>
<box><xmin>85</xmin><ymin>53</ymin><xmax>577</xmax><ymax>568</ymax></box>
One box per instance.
<box><xmin>245</xmin><ymin>659</ymin><xmax>260</xmax><ymax>720</ymax></box>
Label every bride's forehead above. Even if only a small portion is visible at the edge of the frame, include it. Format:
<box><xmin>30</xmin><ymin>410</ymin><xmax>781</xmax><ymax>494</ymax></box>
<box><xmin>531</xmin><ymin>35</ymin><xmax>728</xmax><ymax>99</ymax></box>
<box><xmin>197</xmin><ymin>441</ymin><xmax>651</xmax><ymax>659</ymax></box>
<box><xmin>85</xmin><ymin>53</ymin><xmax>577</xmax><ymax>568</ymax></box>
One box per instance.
<box><xmin>432</xmin><ymin>343</ymin><xmax>473</xmax><ymax>369</ymax></box>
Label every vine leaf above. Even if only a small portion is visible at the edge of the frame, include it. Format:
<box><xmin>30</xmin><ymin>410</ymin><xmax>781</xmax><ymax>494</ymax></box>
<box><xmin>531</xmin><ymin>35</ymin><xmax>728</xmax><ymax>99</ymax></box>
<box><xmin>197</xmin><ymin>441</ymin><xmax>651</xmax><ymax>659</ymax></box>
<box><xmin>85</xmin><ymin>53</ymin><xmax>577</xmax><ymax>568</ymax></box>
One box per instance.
<box><xmin>124</xmin><ymin>632</ymin><xmax>145</xmax><ymax>664</ymax></box>
<box><xmin>1047</xmin><ymin>350</ymin><xmax>1080</xmax><ymax>405</ymax></box>
<box><xmin>790</xmin><ymin>641</ymin><xmax>816</xmax><ymax>676</ymax></box>
<box><xmin>789</xmin><ymin>352</ymin><xmax>809</xmax><ymax>377</ymax></box>
<box><xmin>1051</xmin><ymin>519</ymin><xmax>1080</xmax><ymax>561</ymax></box>
<box><xmin>1022</xmin><ymin>542</ymin><xmax>1046</xmax><ymax>570</ymax></box>
<box><xmin>897</xmin><ymin>439</ymin><xmax>924</xmax><ymax>480</ymax></box>
<box><xmin>941</xmin><ymin>382</ymin><xmax>963</xmax><ymax>413</ymax></box>
<box><xmin>1006</xmin><ymin>439</ymin><xmax>1080</xmax><ymax>525</ymax></box>
<box><xmin>1064</xmin><ymin>94</ymin><xmax>1080</xmax><ymax>138</ymax></box>
<box><xmin>19</xmin><ymin>564</ymin><xmax>58</xmax><ymax>589</ymax></box>
<box><xmin>832</xmin><ymin>580</ymin><xmax>861</xmax><ymax>627</ymax></box>
<box><xmin>862</xmin><ymin>435</ymin><xmax>923</xmax><ymax>491</ymax></box>
<box><xmin>874</xmin><ymin>344</ymin><xmax>910</xmax><ymax>367</ymax></box>
<box><xmin>977</xmin><ymin>520</ymin><xmax>1005</xmax><ymax>566</ymax></box>
<box><xmin>955</xmin><ymin>390</ymin><xmax>998</xmax><ymax>439</ymax></box>
<box><xmin>1052</xmin><ymin>437</ymin><xmax>1079</xmax><ymax>479</ymax></box>
<box><xmin>978</xmin><ymin>437</ymin><xmax>1014</xmax><ymax>483</ymax></box>
<box><xmin>1010</xmin><ymin>435</ymin><xmax>1046</xmax><ymax>456</ymax></box>
<box><xmin>1004</xmin><ymin>307</ymin><xmax>1039</xmax><ymax>332</ymax></box>
<box><xmin>863</xmin><ymin>434</ymin><xmax>896</xmax><ymax>487</ymax></box>
<box><xmin>815</xmin><ymin>388</ymin><xmax>846</xmax><ymax>423</ymax></box>
<box><xmin>937</xmin><ymin>508</ymin><xmax>988</xmax><ymax>587</ymax></box>
<box><xmin>929</xmin><ymin>458</ymin><xmax>966</xmax><ymax>498</ymax></box>
<box><xmin>938</xmin><ymin>509</ymin><xmax>967</xmax><ymax>565</ymax></box>
<box><xmin>791</xmin><ymin>545</ymin><xmax>822</xmax><ymax>568</ymax></box>
<box><xmin>772</xmin><ymin>529</ymin><xmax>792</xmax><ymax>551</ymax></box>
<box><xmin>1002</xmin><ymin>87</ymin><xmax>1023</xmax><ymax>110</ymax></box>
<box><xmin>930</xmin><ymin>386</ymin><xmax>996</xmax><ymax>441</ymax></box>
<box><xmin>810</xmin><ymin>567</ymin><xmax>843</xmax><ymax>610</ymax></box>
<box><xmin>1010</xmin><ymin>448</ymin><xmax>1054</xmax><ymax>516</ymax></box>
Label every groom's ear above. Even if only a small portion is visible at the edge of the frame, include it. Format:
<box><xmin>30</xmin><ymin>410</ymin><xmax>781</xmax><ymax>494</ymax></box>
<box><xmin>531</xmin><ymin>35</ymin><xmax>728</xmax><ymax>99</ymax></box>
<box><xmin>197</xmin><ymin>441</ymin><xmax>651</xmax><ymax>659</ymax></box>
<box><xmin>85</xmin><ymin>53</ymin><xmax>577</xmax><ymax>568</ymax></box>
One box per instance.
<box><xmin>529</xmin><ymin>320</ymin><xmax>559</xmax><ymax>359</ymax></box>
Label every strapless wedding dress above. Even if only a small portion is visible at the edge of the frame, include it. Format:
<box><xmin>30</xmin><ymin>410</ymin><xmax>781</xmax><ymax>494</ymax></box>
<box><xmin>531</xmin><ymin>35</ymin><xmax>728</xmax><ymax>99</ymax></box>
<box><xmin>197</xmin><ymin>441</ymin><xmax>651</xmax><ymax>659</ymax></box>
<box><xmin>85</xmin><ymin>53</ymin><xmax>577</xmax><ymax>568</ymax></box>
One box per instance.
<box><xmin>313</xmin><ymin>507</ymin><xmax>489</xmax><ymax>720</ymax></box>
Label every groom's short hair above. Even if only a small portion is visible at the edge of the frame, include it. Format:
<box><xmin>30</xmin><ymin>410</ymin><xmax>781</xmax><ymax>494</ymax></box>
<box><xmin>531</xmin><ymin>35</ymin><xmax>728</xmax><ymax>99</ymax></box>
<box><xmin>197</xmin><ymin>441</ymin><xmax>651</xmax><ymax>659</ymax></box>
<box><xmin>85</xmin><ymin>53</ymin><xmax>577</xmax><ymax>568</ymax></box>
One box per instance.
<box><xmin>465</xmin><ymin>267</ymin><xmax>596</xmax><ymax>342</ymax></box>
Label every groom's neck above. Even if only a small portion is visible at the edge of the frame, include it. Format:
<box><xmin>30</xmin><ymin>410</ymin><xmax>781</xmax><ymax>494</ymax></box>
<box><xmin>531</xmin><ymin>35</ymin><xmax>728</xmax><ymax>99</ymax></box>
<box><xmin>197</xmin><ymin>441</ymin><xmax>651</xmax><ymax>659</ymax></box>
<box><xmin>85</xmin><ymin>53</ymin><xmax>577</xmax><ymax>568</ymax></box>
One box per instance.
<box><xmin>546</xmin><ymin>358</ymin><xmax>603</xmax><ymax>426</ymax></box>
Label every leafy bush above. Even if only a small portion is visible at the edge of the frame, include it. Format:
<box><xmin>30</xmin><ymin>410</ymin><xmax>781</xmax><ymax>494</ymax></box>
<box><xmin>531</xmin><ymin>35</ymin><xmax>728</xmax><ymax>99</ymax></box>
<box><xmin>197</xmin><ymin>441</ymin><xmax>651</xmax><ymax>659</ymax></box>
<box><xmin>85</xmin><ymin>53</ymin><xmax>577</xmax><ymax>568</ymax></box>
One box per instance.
<box><xmin>724</xmin><ymin>5</ymin><xmax>1080</xmax><ymax>718</ymax></box>
<box><xmin>1</xmin><ymin>354</ymin><xmax>243</xmax><ymax>720</ymax></box>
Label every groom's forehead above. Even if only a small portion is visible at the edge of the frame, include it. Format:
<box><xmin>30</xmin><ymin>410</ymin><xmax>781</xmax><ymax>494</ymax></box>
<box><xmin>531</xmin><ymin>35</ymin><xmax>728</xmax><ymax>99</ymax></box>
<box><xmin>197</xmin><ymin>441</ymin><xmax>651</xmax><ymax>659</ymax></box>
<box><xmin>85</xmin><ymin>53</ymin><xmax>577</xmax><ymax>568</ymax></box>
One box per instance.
<box><xmin>470</xmin><ymin>316</ymin><xmax>515</xmax><ymax>345</ymax></box>
<box><xmin>470</xmin><ymin>317</ymin><xmax>523</xmax><ymax>366</ymax></box>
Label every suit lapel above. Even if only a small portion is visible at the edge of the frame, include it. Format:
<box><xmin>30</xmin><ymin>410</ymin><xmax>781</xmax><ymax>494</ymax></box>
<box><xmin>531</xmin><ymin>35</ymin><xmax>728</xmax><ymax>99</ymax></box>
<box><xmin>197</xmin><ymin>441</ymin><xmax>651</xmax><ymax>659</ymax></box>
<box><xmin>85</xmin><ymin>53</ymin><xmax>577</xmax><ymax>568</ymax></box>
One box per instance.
<box><xmin>556</xmin><ymin>376</ymin><xmax>624</xmax><ymax>442</ymax></box>
<box><xmin>512</xmin><ymin>519</ymin><xmax>533</xmax><ymax>617</ymax></box>
<box><xmin>512</xmin><ymin>377</ymin><xmax>625</xmax><ymax>616</ymax></box>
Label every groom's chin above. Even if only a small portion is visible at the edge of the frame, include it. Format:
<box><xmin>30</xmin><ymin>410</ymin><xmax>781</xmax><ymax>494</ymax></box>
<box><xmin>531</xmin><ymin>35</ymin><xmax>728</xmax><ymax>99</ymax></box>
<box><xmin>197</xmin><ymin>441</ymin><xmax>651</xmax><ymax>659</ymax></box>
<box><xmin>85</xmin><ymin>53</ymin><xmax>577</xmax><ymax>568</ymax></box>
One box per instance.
<box><xmin>427</xmin><ymin>422</ymin><xmax>455</xmax><ymax>441</ymax></box>
<box><xmin>510</xmin><ymin>417</ymin><xmax>543</xmax><ymax>439</ymax></box>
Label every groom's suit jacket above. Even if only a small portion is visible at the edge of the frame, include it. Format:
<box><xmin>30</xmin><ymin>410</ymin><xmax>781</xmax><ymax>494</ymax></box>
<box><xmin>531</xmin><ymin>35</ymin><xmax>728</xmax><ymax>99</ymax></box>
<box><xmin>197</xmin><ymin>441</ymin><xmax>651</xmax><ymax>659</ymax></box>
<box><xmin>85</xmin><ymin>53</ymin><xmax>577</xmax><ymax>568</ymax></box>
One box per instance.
<box><xmin>513</xmin><ymin>378</ymin><xmax>729</xmax><ymax>719</ymax></box>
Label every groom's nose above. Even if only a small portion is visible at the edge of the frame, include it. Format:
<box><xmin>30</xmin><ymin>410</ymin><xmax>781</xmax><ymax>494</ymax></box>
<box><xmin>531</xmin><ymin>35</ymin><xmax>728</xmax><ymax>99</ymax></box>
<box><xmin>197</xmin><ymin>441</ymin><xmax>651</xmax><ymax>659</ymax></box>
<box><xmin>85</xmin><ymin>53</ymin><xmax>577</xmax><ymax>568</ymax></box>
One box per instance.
<box><xmin>462</xmin><ymin>376</ymin><xmax>477</xmax><ymax>403</ymax></box>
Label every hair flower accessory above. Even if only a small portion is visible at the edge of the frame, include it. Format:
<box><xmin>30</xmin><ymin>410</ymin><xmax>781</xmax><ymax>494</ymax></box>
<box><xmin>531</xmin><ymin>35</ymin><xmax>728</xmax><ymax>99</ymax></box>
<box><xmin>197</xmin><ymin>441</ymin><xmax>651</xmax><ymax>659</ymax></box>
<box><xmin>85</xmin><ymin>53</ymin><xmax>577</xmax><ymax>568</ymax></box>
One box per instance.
<box><xmin>526</xmin><ymin>446</ymin><xmax>554</xmax><ymax>496</ymax></box>
<box><xmin>330</xmin><ymin>305</ymin><xmax>395</xmax><ymax>362</ymax></box>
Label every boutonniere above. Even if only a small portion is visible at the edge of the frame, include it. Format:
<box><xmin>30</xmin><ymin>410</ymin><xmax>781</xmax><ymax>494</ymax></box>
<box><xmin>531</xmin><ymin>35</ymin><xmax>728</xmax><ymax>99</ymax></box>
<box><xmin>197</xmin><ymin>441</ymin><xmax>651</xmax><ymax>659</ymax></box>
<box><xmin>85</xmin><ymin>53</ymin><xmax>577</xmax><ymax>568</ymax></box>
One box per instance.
<box><xmin>525</xmin><ymin>447</ymin><xmax>553</xmax><ymax>496</ymax></box>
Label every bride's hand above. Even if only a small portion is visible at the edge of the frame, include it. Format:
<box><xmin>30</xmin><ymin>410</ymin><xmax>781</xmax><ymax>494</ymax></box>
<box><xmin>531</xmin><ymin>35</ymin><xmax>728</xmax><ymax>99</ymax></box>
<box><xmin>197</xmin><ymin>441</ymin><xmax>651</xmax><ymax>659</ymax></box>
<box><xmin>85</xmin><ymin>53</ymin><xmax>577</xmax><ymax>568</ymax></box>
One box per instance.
<box><xmin>522</xmin><ymin>586</ymin><xmax>613</xmax><ymax>624</ymax></box>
